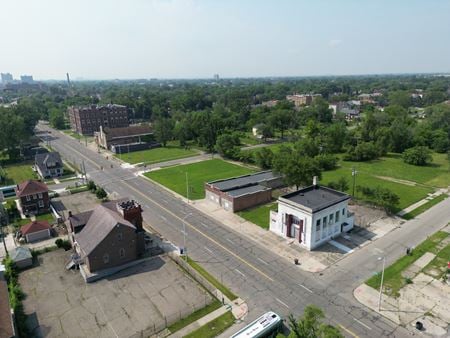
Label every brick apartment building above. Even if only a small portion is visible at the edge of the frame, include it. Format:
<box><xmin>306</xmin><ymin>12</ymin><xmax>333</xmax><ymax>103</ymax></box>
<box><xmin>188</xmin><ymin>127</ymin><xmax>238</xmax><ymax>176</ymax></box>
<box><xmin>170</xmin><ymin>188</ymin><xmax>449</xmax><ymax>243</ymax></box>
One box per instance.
<box><xmin>68</xmin><ymin>104</ymin><xmax>129</xmax><ymax>135</ymax></box>
<box><xmin>286</xmin><ymin>94</ymin><xmax>322</xmax><ymax>107</ymax></box>
<box><xmin>15</xmin><ymin>180</ymin><xmax>50</xmax><ymax>216</ymax></box>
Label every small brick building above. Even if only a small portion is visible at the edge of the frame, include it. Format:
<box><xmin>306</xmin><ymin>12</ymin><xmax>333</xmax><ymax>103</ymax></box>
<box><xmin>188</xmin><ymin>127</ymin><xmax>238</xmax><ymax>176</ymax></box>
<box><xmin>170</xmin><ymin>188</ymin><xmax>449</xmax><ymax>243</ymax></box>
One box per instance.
<box><xmin>67</xmin><ymin>199</ymin><xmax>145</xmax><ymax>273</ymax></box>
<box><xmin>15</xmin><ymin>180</ymin><xmax>50</xmax><ymax>216</ymax></box>
<box><xmin>205</xmin><ymin>171</ymin><xmax>284</xmax><ymax>212</ymax></box>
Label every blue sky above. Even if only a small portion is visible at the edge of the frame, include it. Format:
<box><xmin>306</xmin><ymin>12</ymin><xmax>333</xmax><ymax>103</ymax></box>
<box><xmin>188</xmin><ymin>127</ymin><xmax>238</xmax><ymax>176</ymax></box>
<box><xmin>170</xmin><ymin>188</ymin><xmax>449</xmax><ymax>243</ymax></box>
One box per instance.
<box><xmin>1</xmin><ymin>0</ymin><xmax>450</xmax><ymax>79</ymax></box>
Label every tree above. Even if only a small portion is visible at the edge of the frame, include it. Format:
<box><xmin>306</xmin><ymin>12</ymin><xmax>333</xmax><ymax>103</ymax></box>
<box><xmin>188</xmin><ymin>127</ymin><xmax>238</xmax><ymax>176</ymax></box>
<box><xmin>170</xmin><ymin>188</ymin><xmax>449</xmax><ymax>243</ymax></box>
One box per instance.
<box><xmin>336</xmin><ymin>177</ymin><xmax>349</xmax><ymax>192</ymax></box>
<box><xmin>402</xmin><ymin>146</ymin><xmax>432</xmax><ymax>166</ymax></box>
<box><xmin>215</xmin><ymin>133</ymin><xmax>240</xmax><ymax>159</ymax></box>
<box><xmin>388</xmin><ymin>90</ymin><xmax>411</xmax><ymax>108</ymax></box>
<box><xmin>269</xmin><ymin>109</ymin><xmax>293</xmax><ymax>139</ymax></box>
<box><xmin>49</xmin><ymin>108</ymin><xmax>65</xmax><ymax>129</ymax></box>
<box><xmin>0</xmin><ymin>109</ymin><xmax>27</xmax><ymax>159</ymax></box>
<box><xmin>96</xmin><ymin>187</ymin><xmax>107</xmax><ymax>200</ymax></box>
<box><xmin>314</xmin><ymin>154</ymin><xmax>338</xmax><ymax>171</ymax></box>
<box><xmin>431</xmin><ymin>130</ymin><xmax>449</xmax><ymax>153</ymax></box>
<box><xmin>154</xmin><ymin>117</ymin><xmax>174</xmax><ymax>147</ymax></box>
<box><xmin>344</xmin><ymin>142</ymin><xmax>380</xmax><ymax>161</ymax></box>
<box><xmin>255</xmin><ymin>147</ymin><xmax>274</xmax><ymax>169</ymax></box>
<box><xmin>281</xmin><ymin>305</ymin><xmax>344</xmax><ymax>338</ymax></box>
<box><xmin>87</xmin><ymin>180</ymin><xmax>96</xmax><ymax>191</ymax></box>
<box><xmin>373</xmin><ymin>187</ymin><xmax>400</xmax><ymax>213</ymax></box>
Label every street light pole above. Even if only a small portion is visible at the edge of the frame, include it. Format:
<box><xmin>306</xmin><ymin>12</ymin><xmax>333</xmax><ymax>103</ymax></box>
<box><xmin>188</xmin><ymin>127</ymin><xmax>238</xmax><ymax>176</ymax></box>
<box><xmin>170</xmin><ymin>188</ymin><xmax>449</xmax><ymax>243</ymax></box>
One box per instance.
<box><xmin>352</xmin><ymin>167</ymin><xmax>357</xmax><ymax>197</ymax></box>
<box><xmin>182</xmin><ymin>213</ymin><xmax>192</xmax><ymax>261</ymax></box>
<box><xmin>186</xmin><ymin>172</ymin><xmax>189</xmax><ymax>204</ymax></box>
<box><xmin>378</xmin><ymin>256</ymin><xmax>386</xmax><ymax>311</ymax></box>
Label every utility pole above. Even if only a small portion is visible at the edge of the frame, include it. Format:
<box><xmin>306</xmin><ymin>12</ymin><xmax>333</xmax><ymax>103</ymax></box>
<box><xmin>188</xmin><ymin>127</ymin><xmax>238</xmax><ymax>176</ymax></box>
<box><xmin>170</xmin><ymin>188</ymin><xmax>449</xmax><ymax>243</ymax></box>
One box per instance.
<box><xmin>186</xmin><ymin>172</ymin><xmax>189</xmax><ymax>204</ymax></box>
<box><xmin>182</xmin><ymin>213</ymin><xmax>192</xmax><ymax>261</ymax></box>
<box><xmin>378</xmin><ymin>256</ymin><xmax>386</xmax><ymax>311</ymax></box>
<box><xmin>352</xmin><ymin>167</ymin><xmax>357</xmax><ymax>197</ymax></box>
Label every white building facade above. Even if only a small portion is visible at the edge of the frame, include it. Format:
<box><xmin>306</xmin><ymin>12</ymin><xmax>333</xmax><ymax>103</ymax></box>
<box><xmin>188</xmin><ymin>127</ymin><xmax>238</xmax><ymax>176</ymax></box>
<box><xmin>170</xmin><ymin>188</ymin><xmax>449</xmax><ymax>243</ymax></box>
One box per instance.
<box><xmin>270</xmin><ymin>185</ymin><xmax>354</xmax><ymax>250</ymax></box>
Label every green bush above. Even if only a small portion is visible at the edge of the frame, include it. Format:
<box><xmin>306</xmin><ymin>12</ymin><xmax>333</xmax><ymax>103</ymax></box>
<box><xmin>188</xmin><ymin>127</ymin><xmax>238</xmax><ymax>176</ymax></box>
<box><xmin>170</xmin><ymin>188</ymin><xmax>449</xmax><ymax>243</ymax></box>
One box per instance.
<box><xmin>402</xmin><ymin>146</ymin><xmax>433</xmax><ymax>166</ymax></box>
<box><xmin>55</xmin><ymin>238</ymin><xmax>72</xmax><ymax>251</ymax></box>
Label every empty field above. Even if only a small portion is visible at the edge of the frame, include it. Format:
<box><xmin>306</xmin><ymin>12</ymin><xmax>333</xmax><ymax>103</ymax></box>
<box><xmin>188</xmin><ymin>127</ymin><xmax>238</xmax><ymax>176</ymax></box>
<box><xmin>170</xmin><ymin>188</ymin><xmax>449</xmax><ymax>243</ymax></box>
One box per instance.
<box><xmin>116</xmin><ymin>146</ymin><xmax>199</xmax><ymax>165</ymax></box>
<box><xmin>145</xmin><ymin>159</ymin><xmax>255</xmax><ymax>199</ymax></box>
<box><xmin>1</xmin><ymin>162</ymin><xmax>37</xmax><ymax>185</ymax></box>
<box><xmin>237</xmin><ymin>202</ymin><xmax>278</xmax><ymax>229</ymax></box>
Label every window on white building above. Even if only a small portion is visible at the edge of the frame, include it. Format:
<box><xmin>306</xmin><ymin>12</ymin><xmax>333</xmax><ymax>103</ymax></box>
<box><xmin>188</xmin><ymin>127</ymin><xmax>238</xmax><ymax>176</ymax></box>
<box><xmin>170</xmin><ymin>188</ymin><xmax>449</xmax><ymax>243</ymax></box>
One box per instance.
<box><xmin>342</xmin><ymin>208</ymin><xmax>346</xmax><ymax>216</ymax></box>
<box><xmin>329</xmin><ymin>213</ymin><xmax>334</xmax><ymax>224</ymax></box>
<box><xmin>336</xmin><ymin>211</ymin><xmax>340</xmax><ymax>222</ymax></box>
<box><xmin>322</xmin><ymin>216</ymin><xmax>327</xmax><ymax>228</ymax></box>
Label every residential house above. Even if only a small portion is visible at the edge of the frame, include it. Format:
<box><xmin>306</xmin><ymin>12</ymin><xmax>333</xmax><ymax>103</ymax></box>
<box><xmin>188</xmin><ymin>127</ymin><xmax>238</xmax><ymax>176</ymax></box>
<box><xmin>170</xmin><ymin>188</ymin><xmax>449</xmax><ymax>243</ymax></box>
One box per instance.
<box><xmin>20</xmin><ymin>220</ymin><xmax>52</xmax><ymax>243</ymax></box>
<box><xmin>35</xmin><ymin>152</ymin><xmax>64</xmax><ymax>179</ymax></box>
<box><xmin>269</xmin><ymin>178</ymin><xmax>354</xmax><ymax>250</ymax></box>
<box><xmin>67</xmin><ymin>199</ymin><xmax>145</xmax><ymax>274</ymax></box>
<box><xmin>205</xmin><ymin>171</ymin><xmax>284</xmax><ymax>212</ymax></box>
<box><xmin>329</xmin><ymin>102</ymin><xmax>360</xmax><ymax>120</ymax></box>
<box><xmin>15</xmin><ymin>180</ymin><xmax>50</xmax><ymax>216</ymax></box>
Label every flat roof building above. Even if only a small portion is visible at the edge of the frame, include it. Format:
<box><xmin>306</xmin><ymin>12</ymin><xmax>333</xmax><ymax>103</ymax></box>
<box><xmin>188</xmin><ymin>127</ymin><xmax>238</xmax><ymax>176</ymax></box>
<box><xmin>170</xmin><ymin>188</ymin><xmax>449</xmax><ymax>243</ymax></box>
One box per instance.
<box><xmin>68</xmin><ymin>104</ymin><xmax>129</xmax><ymax>135</ymax></box>
<box><xmin>205</xmin><ymin>171</ymin><xmax>284</xmax><ymax>212</ymax></box>
<box><xmin>270</xmin><ymin>179</ymin><xmax>354</xmax><ymax>250</ymax></box>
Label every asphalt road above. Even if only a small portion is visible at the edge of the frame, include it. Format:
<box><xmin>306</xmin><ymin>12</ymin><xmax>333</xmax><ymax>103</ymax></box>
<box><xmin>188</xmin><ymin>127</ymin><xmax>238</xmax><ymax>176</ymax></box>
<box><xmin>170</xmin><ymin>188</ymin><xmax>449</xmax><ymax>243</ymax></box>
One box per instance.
<box><xmin>37</xmin><ymin>124</ymin><xmax>450</xmax><ymax>338</ymax></box>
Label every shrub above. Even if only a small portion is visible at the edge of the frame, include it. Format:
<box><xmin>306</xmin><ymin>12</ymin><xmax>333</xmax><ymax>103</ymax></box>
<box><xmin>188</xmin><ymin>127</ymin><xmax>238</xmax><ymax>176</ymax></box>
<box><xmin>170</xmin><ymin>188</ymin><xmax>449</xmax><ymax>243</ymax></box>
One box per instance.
<box><xmin>344</xmin><ymin>142</ymin><xmax>380</xmax><ymax>161</ymax></box>
<box><xmin>314</xmin><ymin>153</ymin><xmax>338</xmax><ymax>171</ymax></box>
<box><xmin>96</xmin><ymin>187</ymin><xmax>107</xmax><ymax>200</ymax></box>
<box><xmin>405</xmin><ymin>277</ymin><xmax>413</xmax><ymax>284</ymax></box>
<box><xmin>87</xmin><ymin>180</ymin><xmax>97</xmax><ymax>191</ymax></box>
<box><xmin>402</xmin><ymin>146</ymin><xmax>433</xmax><ymax>166</ymax></box>
<box><xmin>55</xmin><ymin>239</ymin><xmax>72</xmax><ymax>251</ymax></box>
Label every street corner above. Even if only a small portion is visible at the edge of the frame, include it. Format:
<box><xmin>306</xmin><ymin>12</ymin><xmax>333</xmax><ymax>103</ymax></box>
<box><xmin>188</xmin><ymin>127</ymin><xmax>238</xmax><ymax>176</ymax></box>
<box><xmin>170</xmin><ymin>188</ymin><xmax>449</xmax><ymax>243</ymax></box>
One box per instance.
<box><xmin>231</xmin><ymin>298</ymin><xmax>248</xmax><ymax>321</ymax></box>
<box><xmin>353</xmin><ymin>283</ymin><xmax>380</xmax><ymax>310</ymax></box>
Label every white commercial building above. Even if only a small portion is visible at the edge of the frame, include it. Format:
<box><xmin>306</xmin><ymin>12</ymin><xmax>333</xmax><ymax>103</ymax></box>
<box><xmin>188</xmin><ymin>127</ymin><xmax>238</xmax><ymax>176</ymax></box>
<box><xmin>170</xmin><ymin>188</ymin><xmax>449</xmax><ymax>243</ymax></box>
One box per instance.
<box><xmin>270</xmin><ymin>182</ymin><xmax>354</xmax><ymax>250</ymax></box>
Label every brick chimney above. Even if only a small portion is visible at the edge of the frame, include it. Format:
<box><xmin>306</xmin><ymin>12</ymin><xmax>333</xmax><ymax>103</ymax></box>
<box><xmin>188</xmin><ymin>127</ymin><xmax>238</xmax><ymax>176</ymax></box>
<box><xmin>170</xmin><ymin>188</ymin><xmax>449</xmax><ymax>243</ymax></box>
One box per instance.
<box><xmin>117</xmin><ymin>200</ymin><xmax>143</xmax><ymax>231</ymax></box>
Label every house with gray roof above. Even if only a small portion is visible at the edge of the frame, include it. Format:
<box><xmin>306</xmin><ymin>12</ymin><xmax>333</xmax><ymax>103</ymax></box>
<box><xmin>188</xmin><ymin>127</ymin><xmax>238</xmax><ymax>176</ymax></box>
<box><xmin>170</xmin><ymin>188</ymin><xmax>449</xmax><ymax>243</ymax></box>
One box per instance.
<box><xmin>35</xmin><ymin>151</ymin><xmax>64</xmax><ymax>179</ymax></box>
<box><xmin>67</xmin><ymin>199</ymin><xmax>145</xmax><ymax>274</ymax></box>
<box><xmin>269</xmin><ymin>177</ymin><xmax>354</xmax><ymax>250</ymax></box>
<box><xmin>205</xmin><ymin>171</ymin><xmax>284</xmax><ymax>212</ymax></box>
<box><xmin>9</xmin><ymin>246</ymin><xmax>33</xmax><ymax>269</ymax></box>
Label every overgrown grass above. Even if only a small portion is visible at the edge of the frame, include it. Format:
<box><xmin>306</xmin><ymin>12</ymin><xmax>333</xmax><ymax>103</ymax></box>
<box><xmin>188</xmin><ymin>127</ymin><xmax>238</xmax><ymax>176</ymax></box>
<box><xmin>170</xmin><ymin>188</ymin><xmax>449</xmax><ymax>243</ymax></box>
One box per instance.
<box><xmin>402</xmin><ymin>194</ymin><xmax>449</xmax><ymax>220</ymax></box>
<box><xmin>238</xmin><ymin>202</ymin><xmax>278</xmax><ymax>230</ymax></box>
<box><xmin>365</xmin><ymin>231</ymin><xmax>449</xmax><ymax>297</ymax></box>
<box><xmin>115</xmin><ymin>145</ymin><xmax>199</xmax><ymax>165</ymax></box>
<box><xmin>168</xmin><ymin>299</ymin><xmax>222</xmax><ymax>333</ymax></box>
<box><xmin>187</xmin><ymin>257</ymin><xmax>238</xmax><ymax>301</ymax></box>
<box><xmin>1</xmin><ymin>162</ymin><xmax>37</xmax><ymax>185</ymax></box>
<box><xmin>423</xmin><ymin>242</ymin><xmax>450</xmax><ymax>279</ymax></box>
<box><xmin>145</xmin><ymin>159</ymin><xmax>255</xmax><ymax>200</ymax></box>
<box><xmin>184</xmin><ymin>311</ymin><xmax>234</xmax><ymax>338</ymax></box>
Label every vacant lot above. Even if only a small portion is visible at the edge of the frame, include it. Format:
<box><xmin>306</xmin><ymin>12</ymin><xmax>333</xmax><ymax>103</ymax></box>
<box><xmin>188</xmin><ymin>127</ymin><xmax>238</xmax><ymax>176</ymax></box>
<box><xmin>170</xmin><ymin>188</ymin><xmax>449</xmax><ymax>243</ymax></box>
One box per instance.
<box><xmin>20</xmin><ymin>250</ymin><xmax>214</xmax><ymax>338</ymax></box>
<box><xmin>1</xmin><ymin>162</ymin><xmax>37</xmax><ymax>185</ymax></box>
<box><xmin>145</xmin><ymin>159</ymin><xmax>255</xmax><ymax>199</ymax></box>
<box><xmin>237</xmin><ymin>202</ymin><xmax>278</xmax><ymax>229</ymax></box>
<box><xmin>116</xmin><ymin>145</ymin><xmax>199</xmax><ymax>165</ymax></box>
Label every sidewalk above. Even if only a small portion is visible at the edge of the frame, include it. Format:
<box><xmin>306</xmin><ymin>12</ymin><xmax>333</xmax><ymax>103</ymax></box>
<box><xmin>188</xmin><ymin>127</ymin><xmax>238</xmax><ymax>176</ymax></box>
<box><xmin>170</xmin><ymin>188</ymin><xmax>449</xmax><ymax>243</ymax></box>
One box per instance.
<box><xmin>397</xmin><ymin>188</ymin><xmax>449</xmax><ymax>216</ymax></box>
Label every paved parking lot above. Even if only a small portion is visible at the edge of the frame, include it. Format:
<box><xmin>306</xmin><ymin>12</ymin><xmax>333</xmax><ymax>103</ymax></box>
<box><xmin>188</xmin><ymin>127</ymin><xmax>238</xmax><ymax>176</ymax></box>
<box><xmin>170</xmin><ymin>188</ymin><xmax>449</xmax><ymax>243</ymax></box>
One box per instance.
<box><xmin>51</xmin><ymin>191</ymin><xmax>100</xmax><ymax>219</ymax></box>
<box><xmin>20</xmin><ymin>250</ymin><xmax>214</xmax><ymax>338</ymax></box>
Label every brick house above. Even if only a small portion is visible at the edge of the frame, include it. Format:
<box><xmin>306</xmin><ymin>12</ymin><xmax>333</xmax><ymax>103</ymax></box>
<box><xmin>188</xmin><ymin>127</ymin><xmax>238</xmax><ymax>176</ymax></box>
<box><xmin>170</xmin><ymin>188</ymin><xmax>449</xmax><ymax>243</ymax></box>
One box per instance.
<box><xmin>15</xmin><ymin>180</ymin><xmax>50</xmax><ymax>216</ymax></box>
<box><xmin>67</xmin><ymin>199</ymin><xmax>145</xmax><ymax>273</ymax></box>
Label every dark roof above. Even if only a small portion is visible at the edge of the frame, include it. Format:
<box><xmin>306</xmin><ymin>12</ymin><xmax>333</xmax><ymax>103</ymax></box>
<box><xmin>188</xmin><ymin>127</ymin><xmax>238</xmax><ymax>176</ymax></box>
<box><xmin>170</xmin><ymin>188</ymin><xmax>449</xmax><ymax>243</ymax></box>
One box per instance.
<box><xmin>21</xmin><ymin>220</ymin><xmax>51</xmax><ymax>235</ymax></box>
<box><xmin>226</xmin><ymin>184</ymin><xmax>270</xmax><ymax>197</ymax></box>
<box><xmin>208</xmin><ymin>171</ymin><xmax>279</xmax><ymax>192</ymax></box>
<box><xmin>68</xmin><ymin>210</ymin><xmax>93</xmax><ymax>229</ymax></box>
<box><xmin>15</xmin><ymin>180</ymin><xmax>48</xmax><ymax>197</ymax></box>
<box><xmin>280</xmin><ymin>185</ymin><xmax>350</xmax><ymax>213</ymax></box>
<box><xmin>0</xmin><ymin>280</ymin><xmax>15</xmax><ymax>338</ymax></box>
<box><xmin>35</xmin><ymin>151</ymin><xmax>63</xmax><ymax>171</ymax></box>
<box><xmin>104</xmin><ymin>125</ymin><xmax>152</xmax><ymax>139</ymax></box>
<box><xmin>75</xmin><ymin>204</ymin><xmax>135</xmax><ymax>256</ymax></box>
<box><xmin>10</xmin><ymin>246</ymin><xmax>32</xmax><ymax>261</ymax></box>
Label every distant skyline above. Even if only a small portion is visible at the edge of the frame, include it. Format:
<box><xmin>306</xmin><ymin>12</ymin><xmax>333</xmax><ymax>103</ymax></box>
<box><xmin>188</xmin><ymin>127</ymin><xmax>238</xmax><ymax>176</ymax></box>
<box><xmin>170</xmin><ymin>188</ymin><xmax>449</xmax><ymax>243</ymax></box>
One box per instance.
<box><xmin>1</xmin><ymin>0</ymin><xmax>450</xmax><ymax>80</ymax></box>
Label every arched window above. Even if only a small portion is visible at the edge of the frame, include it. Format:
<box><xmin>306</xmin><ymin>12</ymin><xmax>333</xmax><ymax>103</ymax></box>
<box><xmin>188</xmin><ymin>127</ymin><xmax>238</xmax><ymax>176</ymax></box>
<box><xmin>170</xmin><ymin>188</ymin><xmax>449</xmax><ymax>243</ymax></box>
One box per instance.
<box><xmin>119</xmin><ymin>248</ymin><xmax>125</xmax><ymax>258</ymax></box>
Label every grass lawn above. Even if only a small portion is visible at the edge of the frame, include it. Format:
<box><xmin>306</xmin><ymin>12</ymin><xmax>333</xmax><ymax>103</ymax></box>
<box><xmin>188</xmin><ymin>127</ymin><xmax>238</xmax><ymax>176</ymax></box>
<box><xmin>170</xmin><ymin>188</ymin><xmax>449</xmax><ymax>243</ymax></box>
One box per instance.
<box><xmin>116</xmin><ymin>145</ymin><xmax>199</xmax><ymax>165</ymax></box>
<box><xmin>16</xmin><ymin>212</ymin><xmax>55</xmax><ymax>226</ymax></box>
<box><xmin>402</xmin><ymin>194</ymin><xmax>449</xmax><ymax>220</ymax></box>
<box><xmin>1</xmin><ymin>162</ymin><xmax>37</xmax><ymax>185</ymax></box>
<box><xmin>365</xmin><ymin>231</ymin><xmax>449</xmax><ymax>297</ymax></box>
<box><xmin>187</xmin><ymin>257</ymin><xmax>238</xmax><ymax>301</ymax></box>
<box><xmin>341</xmin><ymin>153</ymin><xmax>450</xmax><ymax>188</ymax></box>
<box><xmin>321</xmin><ymin>160</ymin><xmax>433</xmax><ymax>211</ymax></box>
<box><xmin>145</xmin><ymin>159</ymin><xmax>255</xmax><ymax>200</ymax></box>
<box><xmin>238</xmin><ymin>202</ymin><xmax>278</xmax><ymax>230</ymax></box>
<box><xmin>168</xmin><ymin>300</ymin><xmax>222</xmax><ymax>333</ymax></box>
<box><xmin>423</xmin><ymin>241</ymin><xmax>450</xmax><ymax>279</ymax></box>
<box><xmin>184</xmin><ymin>311</ymin><xmax>234</xmax><ymax>338</ymax></box>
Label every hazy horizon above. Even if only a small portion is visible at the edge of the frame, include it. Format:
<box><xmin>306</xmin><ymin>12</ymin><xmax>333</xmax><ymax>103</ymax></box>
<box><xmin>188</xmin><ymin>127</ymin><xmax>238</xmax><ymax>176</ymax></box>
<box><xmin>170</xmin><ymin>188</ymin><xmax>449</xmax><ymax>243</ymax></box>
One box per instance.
<box><xmin>2</xmin><ymin>0</ymin><xmax>450</xmax><ymax>80</ymax></box>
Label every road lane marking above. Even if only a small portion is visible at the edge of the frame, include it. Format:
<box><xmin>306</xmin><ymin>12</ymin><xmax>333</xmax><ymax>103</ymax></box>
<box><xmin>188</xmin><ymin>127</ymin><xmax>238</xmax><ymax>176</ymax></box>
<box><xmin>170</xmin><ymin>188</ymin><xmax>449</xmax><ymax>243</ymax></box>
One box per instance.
<box><xmin>235</xmin><ymin>269</ymin><xmax>246</xmax><ymax>278</ymax></box>
<box><xmin>200</xmin><ymin>222</ymin><xmax>209</xmax><ymax>228</ymax></box>
<box><xmin>226</xmin><ymin>238</ymin><xmax>234</xmax><ymax>244</ymax></box>
<box><xmin>257</xmin><ymin>257</ymin><xmax>268</xmax><ymax>265</ymax></box>
<box><xmin>353</xmin><ymin>318</ymin><xmax>372</xmax><ymax>330</ymax></box>
<box><xmin>275</xmin><ymin>298</ymin><xmax>290</xmax><ymax>308</ymax></box>
<box><xmin>56</xmin><ymin>133</ymin><xmax>274</xmax><ymax>282</ymax></box>
<box><xmin>159</xmin><ymin>215</ymin><xmax>168</xmax><ymax>222</ymax></box>
<box><xmin>298</xmin><ymin>283</ymin><xmax>313</xmax><ymax>293</ymax></box>
<box><xmin>204</xmin><ymin>247</ymin><xmax>214</xmax><ymax>254</ymax></box>
<box><xmin>338</xmin><ymin>324</ymin><xmax>359</xmax><ymax>338</ymax></box>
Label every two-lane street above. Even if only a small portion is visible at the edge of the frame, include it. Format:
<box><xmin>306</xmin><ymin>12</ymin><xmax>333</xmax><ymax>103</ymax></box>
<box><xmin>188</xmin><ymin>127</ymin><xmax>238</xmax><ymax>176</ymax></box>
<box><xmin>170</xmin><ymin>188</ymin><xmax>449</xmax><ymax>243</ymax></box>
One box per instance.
<box><xmin>38</xmin><ymin>124</ymin><xmax>450</xmax><ymax>337</ymax></box>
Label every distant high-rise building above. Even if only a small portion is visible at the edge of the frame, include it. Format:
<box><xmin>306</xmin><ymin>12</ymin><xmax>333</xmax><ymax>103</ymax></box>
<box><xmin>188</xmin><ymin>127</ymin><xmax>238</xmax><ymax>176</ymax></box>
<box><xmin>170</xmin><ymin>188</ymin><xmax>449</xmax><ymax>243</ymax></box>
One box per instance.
<box><xmin>1</xmin><ymin>73</ymin><xmax>13</xmax><ymax>84</ymax></box>
<box><xmin>213</xmin><ymin>74</ymin><xmax>220</xmax><ymax>81</ymax></box>
<box><xmin>68</xmin><ymin>104</ymin><xmax>129</xmax><ymax>135</ymax></box>
<box><xmin>20</xmin><ymin>75</ymin><xmax>34</xmax><ymax>83</ymax></box>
